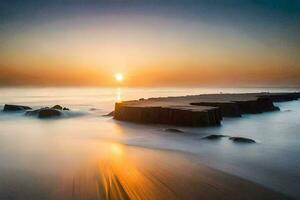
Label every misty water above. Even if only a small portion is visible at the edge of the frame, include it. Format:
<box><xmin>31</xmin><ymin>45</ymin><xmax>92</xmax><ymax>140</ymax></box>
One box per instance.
<box><xmin>0</xmin><ymin>87</ymin><xmax>300</xmax><ymax>199</ymax></box>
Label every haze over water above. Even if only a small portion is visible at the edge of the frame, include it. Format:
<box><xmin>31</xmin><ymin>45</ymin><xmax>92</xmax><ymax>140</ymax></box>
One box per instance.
<box><xmin>0</xmin><ymin>87</ymin><xmax>300</xmax><ymax>199</ymax></box>
<box><xmin>1</xmin><ymin>0</ymin><xmax>300</xmax><ymax>199</ymax></box>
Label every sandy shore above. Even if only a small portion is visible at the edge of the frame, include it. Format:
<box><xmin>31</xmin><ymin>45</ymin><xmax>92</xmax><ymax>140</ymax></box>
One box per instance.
<box><xmin>0</xmin><ymin>128</ymin><xmax>292</xmax><ymax>200</ymax></box>
<box><xmin>47</xmin><ymin>145</ymin><xmax>288</xmax><ymax>200</ymax></box>
<box><xmin>0</xmin><ymin>144</ymin><xmax>288</xmax><ymax>200</ymax></box>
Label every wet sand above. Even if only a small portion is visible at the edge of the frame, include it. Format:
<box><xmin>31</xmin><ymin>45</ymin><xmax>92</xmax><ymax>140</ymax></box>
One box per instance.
<box><xmin>91</xmin><ymin>146</ymin><xmax>287</xmax><ymax>200</ymax></box>
<box><xmin>0</xmin><ymin>143</ymin><xmax>287</xmax><ymax>200</ymax></box>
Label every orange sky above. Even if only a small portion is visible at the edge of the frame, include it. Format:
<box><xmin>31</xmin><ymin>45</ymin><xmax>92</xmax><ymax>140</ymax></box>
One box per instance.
<box><xmin>1</xmin><ymin>10</ymin><xmax>299</xmax><ymax>87</ymax></box>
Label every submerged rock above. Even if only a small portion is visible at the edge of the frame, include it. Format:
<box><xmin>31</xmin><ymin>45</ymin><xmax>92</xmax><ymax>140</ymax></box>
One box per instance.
<box><xmin>52</xmin><ymin>105</ymin><xmax>63</xmax><ymax>110</ymax></box>
<box><xmin>203</xmin><ymin>134</ymin><xmax>228</xmax><ymax>140</ymax></box>
<box><xmin>38</xmin><ymin>109</ymin><xmax>62</xmax><ymax>119</ymax></box>
<box><xmin>102</xmin><ymin>111</ymin><xmax>114</xmax><ymax>117</ymax></box>
<box><xmin>164</xmin><ymin>128</ymin><xmax>184</xmax><ymax>133</ymax></box>
<box><xmin>25</xmin><ymin>107</ymin><xmax>62</xmax><ymax>118</ymax></box>
<box><xmin>283</xmin><ymin>110</ymin><xmax>292</xmax><ymax>112</ymax></box>
<box><xmin>3</xmin><ymin>104</ymin><xmax>32</xmax><ymax>112</ymax></box>
<box><xmin>229</xmin><ymin>137</ymin><xmax>256</xmax><ymax>143</ymax></box>
<box><xmin>50</xmin><ymin>105</ymin><xmax>70</xmax><ymax>111</ymax></box>
<box><xmin>25</xmin><ymin>109</ymin><xmax>42</xmax><ymax>116</ymax></box>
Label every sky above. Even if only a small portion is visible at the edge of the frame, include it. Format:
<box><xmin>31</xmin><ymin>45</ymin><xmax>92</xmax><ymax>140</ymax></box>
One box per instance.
<box><xmin>0</xmin><ymin>0</ymin><xmax>300</xmax><ymax>87</ymax></box>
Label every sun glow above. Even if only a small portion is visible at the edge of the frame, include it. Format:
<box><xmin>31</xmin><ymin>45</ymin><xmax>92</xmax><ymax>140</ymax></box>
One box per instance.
<box><xmin>115</xmin><ymin>73</ymin><xmax>124</xmax><ymax>82</ymax></box>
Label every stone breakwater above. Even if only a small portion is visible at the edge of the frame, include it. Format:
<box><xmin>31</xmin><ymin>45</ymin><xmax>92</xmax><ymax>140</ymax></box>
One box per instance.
<box><xmin>114</xmin><ymin>92</ymin><xmax>300</xmax><ymax>127</ymax></box>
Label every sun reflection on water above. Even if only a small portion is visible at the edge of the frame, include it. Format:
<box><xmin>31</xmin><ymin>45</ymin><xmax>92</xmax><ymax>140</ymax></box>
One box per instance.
<box><xmin>116</xmin><ymin>88</ymin><xmax>122</xmax><ymax>102</ymax></box>
<box><xmin>97</xmin><ymin>143</ymin><xmax>177</xmax><ymax>200</ymax></box>
<box><xmin>55</xmin><ymin>141</ymin><xmax>179</xmax><ymax>200</ymax></box>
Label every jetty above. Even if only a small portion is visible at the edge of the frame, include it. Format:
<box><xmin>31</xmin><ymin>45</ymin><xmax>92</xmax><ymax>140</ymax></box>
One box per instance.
<box><xmin>114</xmin><ymin>92</ymin><xmax>300</xmax><ymax>126</ymax></box>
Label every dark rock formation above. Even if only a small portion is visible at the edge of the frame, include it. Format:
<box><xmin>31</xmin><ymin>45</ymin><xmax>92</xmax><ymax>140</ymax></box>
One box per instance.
<box><xmin>25</xmin><ymin>107</ymin><xmax>62</xmax><ymax>118</ymax></box>
<box><xmin>38</xmin><ymin>109</ymin><xmax>62</xmax><ymax>118</ymax></box>
<box><xmin>114</xmin><ymin>92</ymin><xmax>299</xmax><ymax>127</ymax></box>
<box><xmin>203</xmin><ymin>134</ymin><xmax>228</xmax><ymax>140</ymax></box>
<box><xmin>52</xmin><ymin>105</ymin><xmax>63</xmax><ymax>110</ymax></box>
<box><xmin>233</xmin><ymin>98</ymin><xmax>279</xmax><ymax>114</ymax></box>
<box><xmin>114</xmin><ymin>104</ymin><xmax>221</xmax><ymax>126</ymax></box>
<box><xmin>51</xmin><ymin>105</ymin><xmax>69</xmax><ymax>111</ymax></box>
<box><xmin>164</xmin><ymin>128</ymin><xmax>184</xmax><ymax>133</ymax></box>
<box><xmin>191</xmin><ymin>102</ymin><xmax>241</xmax><ymax>117</ymax></box>
<box><xmin>3</xmin><ymin>104</ymin><xmax>32</xmax><ymax>112</ymax></box>
<box><xmin>25</xmin><ymin>108</ymin><xmax>43</xmax><ymax>116</ymax></box>
<box><xmin>229</xmin><ymin>137</ymin><xmax>256</xmax><ymax>143</ymax></box>
<box><xmin>102</xmin><ymin>111</ymin><xmax>114</xmax><ymax>117</ymax></box>
<box><xmin>260</xmin><ymin>93</ymin><xmax>300</xmax><ymax>102</ymax></box>
<box><xmin>283</xmin><ymin>110</ymin><xmax>292</xmax><ymax>112</ymax></box>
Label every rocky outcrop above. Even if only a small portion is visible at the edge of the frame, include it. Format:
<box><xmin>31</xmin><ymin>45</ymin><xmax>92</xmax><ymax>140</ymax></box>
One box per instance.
<box><xmin>114</xmin><ymin>92</ymin><xmax>298</xmax><ymax>127</ymax></box>
<box><xmin>229</xmin><ymin>137</ymin><xmax>256</xmax><ymax>143</ymax></box>
<box><xmin>191</xmin><ymin>97</ymin><xmax>278</xmax><ymax>117</ymax></box>
<box><xmin>102</xmin><ymin>111</ymin><xmax>114</xmax><ymax>117</ymax></box>
<box><xmin>164</xmin><ymin>128</ymin><xmax>184</xmax><ymax>133</ymax></box>
<box><xmin>38</xmin><ymin>108</ymin><xmax>62</xmax><ymax>118</ymax></box>
<box><xmin>191</xmin><ymin>102</ymin><xmax>241</xmax><ymax>117</ymax></box>
<box><xmin>260</xmin><ymin>93</ymin><xmax>300</xmax><ymax>102</ymax></box>
<box><xmin>114</xmin><ymin>104</ymin><xmax>221</xmax><ymax>126</ymax></box>
<box><xmin>202</xmin><ymin>134</ymin><xmax>229</xmax><ymax>140</ymax></box>
<box><xmin>25</xmin><ymin>107</ymin><xmax>62</xmax><ymax>118</ymax></box>
<box><xmin>233</xmin><ymin>97</ymin><xmax>279</xmax><ymax>114</ymax></box>
<box><xmin>202</xmin><ymin>135</ymin><xmax>255</xmax><ymax>143</ymax></box>
<box><xmin>3</xmin><ymin>104</ymin><xmax>32</xmax><ymax>112</ymax></box>
<box><xmin>25</xmin><ymin>107</ymin><xmax>64</xmax><ymax>119</ymax></box>
<box><xmin>51</xmin><ymin>105</ymin><xmax>70</xmax><ymax>111</ymax></box>
<box><xmin>52</xmin><ymin>105</ymin><xmax>63</xmax><ymax>110</ymax></box>
<box><xmin>3</xmin><ymin>104</ymin><xmax>71</xmax><ymax>119</ymax></box>
<box><xmin>25</xmin><ymin>108</ymin><xmax>47</xmax><ymax>116</ymax></box>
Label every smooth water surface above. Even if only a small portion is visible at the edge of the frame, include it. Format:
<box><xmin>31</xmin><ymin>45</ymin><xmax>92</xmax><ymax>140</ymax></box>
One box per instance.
<box><xmin>0</xmin><ymin>87</ymin><xmax>299</xmax><ymax>199</ymax></box>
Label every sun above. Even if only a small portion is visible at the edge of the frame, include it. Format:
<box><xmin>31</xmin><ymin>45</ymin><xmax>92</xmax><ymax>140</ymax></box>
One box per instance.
<box><xmin>115</xmin><ymin>73</ymin><xmax>124</xmax><ymax>82</ymax></box>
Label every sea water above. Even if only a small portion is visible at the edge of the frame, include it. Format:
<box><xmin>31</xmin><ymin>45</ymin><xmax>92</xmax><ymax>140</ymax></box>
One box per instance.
<box><xmin>0</xmin><ymin>87</ymin><xmax>299</xmax><ymax>199</ymax></box>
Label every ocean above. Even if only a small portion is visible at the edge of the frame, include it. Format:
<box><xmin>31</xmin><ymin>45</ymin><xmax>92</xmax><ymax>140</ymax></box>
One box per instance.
<box><xmin>0</xmin><ymin>87</ymin><xmax>299</xmax><ymax>199</ymax></box>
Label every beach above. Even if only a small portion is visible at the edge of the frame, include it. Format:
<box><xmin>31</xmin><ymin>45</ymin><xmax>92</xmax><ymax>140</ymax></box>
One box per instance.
<box><xmin>0</xmin><ymin>87</ymin><xmax>299</xmax><ymax>199</ymax></box>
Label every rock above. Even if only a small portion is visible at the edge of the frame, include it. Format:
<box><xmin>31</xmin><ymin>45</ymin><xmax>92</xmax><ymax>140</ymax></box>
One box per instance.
<box><xmin>114</xmin><ymin>92</ymin><xmax>298</xmax><ymax>127</ymax></box>
<box><xmin>3</xmin><ymin>104</ymin><xmax>32</xmax><ymax>112</ymax></box>
<box><xmin>52</xmin><ymin>105</ymin><xmax>63</xmax><ymax>110</ymax></box>
<box><xmin>261</xmin><ymin>93</ymin><xmax>300</xmax><ymax>102</ymax></box>
<box><xmin>283</xmin><ymin>110</ymin><xmax>292</xmax><ymax>112</ymax></box>
<box><xmin>191</xmin><ymin>102</ymin><xmax>241</xmax><ymax>117</ymax></box>
<box><xmin>114</xmin><ymin>104</ymin><xmax>221</xmax><ymax>127</ymax></box>
<box><xmin>25</xmin><ymin>109</ymin><xmax>41</xmax><ymax>116</ymax></box>
<box><xmin>203</xmin><ymin>134</ymin><xmax>228</xmax><ymax>140</ymax></box>
<box><xmin>25</xmin><ymin>107</ymin><xmax>66</xmax><ymax>119</ymax></box>
<box><xmin>102</xmin><ymin>111</ymin><xmax>114</xmax><ymax>117</ymax></box>
<box><xmin>25</xmin><ymin>107</ymin><xmax>50</xmax><ymax>116</ymax></box>
<box><xmin>164</xmin><ymin>128</ymin><xmax>184</xmax><ymax>133</ymax></box>
<box><xmin>51</xmin><ymin>105</ymin><xmax>69</xmax><ymax>111</ymax></box>
<box><xmin>38</xmin><ymin>108</ymin><xmax>62</xmax><ymax>119</ymax></box>
<box><xmin>229</xmin><ymin>137</ymin><xmax>256</xmax><ymax>143</ymax></box>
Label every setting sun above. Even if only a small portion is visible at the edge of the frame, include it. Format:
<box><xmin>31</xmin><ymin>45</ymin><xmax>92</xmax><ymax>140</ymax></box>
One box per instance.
<box><xmin>115</xmin><ymin>73</ymin><xmax>124</xmax><ymax>82</ymax></box>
